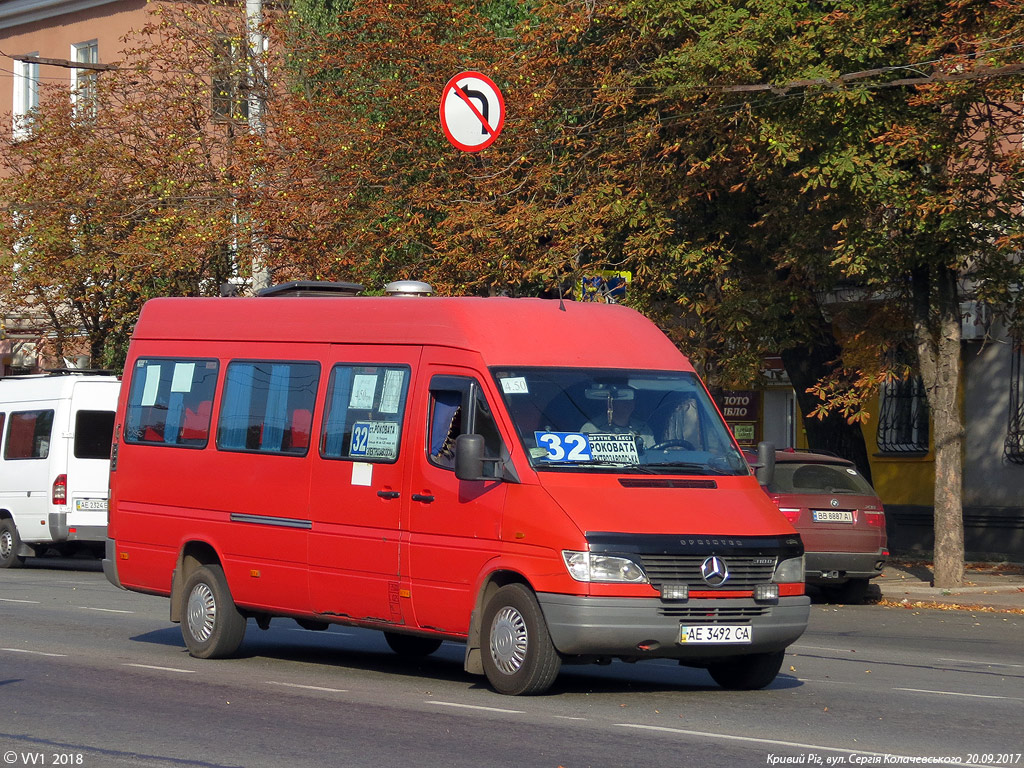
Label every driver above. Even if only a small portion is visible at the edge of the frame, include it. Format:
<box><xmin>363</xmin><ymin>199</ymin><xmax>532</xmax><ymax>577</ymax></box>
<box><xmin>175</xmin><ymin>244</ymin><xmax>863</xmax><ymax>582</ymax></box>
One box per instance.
<box><xmin>581</xmin><ymin>387</ymin><xmax>655</xmax><ymax>449</ymax></box>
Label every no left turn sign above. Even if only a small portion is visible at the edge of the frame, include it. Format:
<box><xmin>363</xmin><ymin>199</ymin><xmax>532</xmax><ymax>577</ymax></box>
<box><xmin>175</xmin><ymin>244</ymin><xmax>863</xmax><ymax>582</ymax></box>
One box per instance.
<box><xmin>440</xmin><ymin>71</ymin><xmax>505</xmax><ymax>152</ymax></box>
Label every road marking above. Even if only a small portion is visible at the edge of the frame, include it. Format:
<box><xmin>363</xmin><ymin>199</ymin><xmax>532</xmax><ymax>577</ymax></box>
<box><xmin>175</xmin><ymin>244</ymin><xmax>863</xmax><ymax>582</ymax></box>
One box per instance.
<box><xmin>2</xmin><ymin>648</ymin><xmax>67</xmax><ymax>657</ymax></box>
<box><xmin>938</xmin><ymin>657</ymin><xmax>1024</xmax><ymax>669</ymax></box>
<box><xmin>792</xmin><ymin>644</ymin><xmax>858</xmax><ymax>653</ymax></box>
<box><xmin>267</xmin><ymin>681</ymin><xmax>348</xmax><ymax>693</ymax></box>
<box><xmin>425</xmin><ymin>701</ymin><xmax>524</xmax><ymax>715</ymax></box>
<box><xmin>553</xmin><ymin>715</ymin><xmax>589</xmax><ymax>721</ymax></box>
<box><xmin>894</xmin><ymin>687</ymin><xmax>1022</xmax><ymax>701</ymax></box>
<box><xmin>0</xmin><ymin>598</ymin><xmax>40</xmax><ymax>603</ymax></box>
<box><xmin>80</xmin><ymin>606</ymin><xmax>133</xmax><ymax>614</ymax></box>
<box><xmin>614</xmin><ymin>724</ymin><xmax>993</xmax><ymax>768</ymax></box>
<box><xmin>123</xmin><ymin>663</ymin><xmax>196</xmax><ymax>673</ymax></box>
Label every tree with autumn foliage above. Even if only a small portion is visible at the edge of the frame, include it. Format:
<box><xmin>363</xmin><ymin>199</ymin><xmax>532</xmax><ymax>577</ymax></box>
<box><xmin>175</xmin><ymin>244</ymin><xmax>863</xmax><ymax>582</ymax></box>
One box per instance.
<box><xmin>3</xmin><ymin>0</ymin><xmax>1024</xmax><ymax>586</ymax></box>
<box><xmin>0</xmin><ymin>1</ymin><xmax>266</xmax><ymax>368</ymax></box>
<box><xmin>263</xmin><ymin>0</ymin><xmax>1024</xmax><ymax>587</ymax></box>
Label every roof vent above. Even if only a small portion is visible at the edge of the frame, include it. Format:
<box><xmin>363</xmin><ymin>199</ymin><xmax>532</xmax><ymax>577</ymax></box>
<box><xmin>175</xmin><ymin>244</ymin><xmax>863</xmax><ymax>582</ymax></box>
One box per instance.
<box><xmin>385</xmin><ymin>280</ymin><xmax>433</xmax><ymax>297</ymax></box>
<box><xmin>257</xmin><ymin>281</ymin><xmax>364</xmax><ymax>297</ymax></box>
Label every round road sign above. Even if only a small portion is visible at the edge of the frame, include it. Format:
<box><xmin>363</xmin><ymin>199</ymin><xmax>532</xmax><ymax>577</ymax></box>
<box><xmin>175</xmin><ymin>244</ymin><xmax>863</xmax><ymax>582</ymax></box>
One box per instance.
<box><xmin>439</xmin><ymin>71</ymin><xmax>505</xmax><ymax>153</ymax></box>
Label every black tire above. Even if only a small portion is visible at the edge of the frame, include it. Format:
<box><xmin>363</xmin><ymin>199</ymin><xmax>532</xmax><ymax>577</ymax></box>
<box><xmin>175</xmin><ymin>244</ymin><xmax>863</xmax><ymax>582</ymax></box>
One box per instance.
<box><xmin>708</xmin><ymin>650</ymin><xmax>785</xmax><ymax>690</ymax></box>
<box><xmin>0</xmin><ymin>519</ymin><xmax>26</xmax><ymax>569</ymax></box>
<box><xmin>481</xmin><ymin>584</ymin><xmax>561</xmax><ymax>695</ymax></box>
<box><xmin>384</xmin><ymin>631</ymin><xmax>443</xmax><ymax>657</ymax></box>
<box><xmin>181</xmin><ymin>564</ymin><xmax>246</xmax><ymax>659</ymax></box>
<box><xmin>835</xmin><ymin>578</ymin><xmax>871</xmax><ymax>604</ymax></box>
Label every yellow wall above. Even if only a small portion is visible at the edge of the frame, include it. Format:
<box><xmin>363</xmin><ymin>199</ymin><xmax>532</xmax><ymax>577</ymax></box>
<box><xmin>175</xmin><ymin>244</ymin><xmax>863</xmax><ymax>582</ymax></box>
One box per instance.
<box><xmin>859</xmin><ymin>395</ymin><xmax>935</xmax><ymax>506</ymax></box>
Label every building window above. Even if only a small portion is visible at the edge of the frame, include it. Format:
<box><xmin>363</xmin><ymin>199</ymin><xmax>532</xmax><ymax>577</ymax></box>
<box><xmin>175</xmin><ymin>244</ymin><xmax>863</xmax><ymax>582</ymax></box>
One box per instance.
<box><xmin>1005</xmin><ymin>343</ymin><xmax>1024</xmax><ymax>464</ymax></box>
<box><xmin>12</xmin><ymin>55</ymin><xmax>39</xmax><ymax>139</ymax></box>
<box><xmin>212</xmin><ymin>37</ymin><xmax>249</xmax><ymax>121</ymax></box>
<box><xmin>71</xmin><ymin>41</ymin><xmax>99</xmax><ymax>119</ymax></box>
<box><xmin>876</xmin><ymin>376</ymin><xmax>930</xmax><ymax>454</ymax></box>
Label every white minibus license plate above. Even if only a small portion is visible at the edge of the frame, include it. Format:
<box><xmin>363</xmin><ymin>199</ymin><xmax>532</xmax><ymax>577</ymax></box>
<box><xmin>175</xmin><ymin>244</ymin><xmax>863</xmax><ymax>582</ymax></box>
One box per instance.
<box><xmin>680</xmin><ymin>625</ymin><xmax>752</xmax><ymax>644</ymax></box>
<box><xmin>75</xmin><ymin>499</ymin><xmax>108</xmax><ymax>512</ymax></box>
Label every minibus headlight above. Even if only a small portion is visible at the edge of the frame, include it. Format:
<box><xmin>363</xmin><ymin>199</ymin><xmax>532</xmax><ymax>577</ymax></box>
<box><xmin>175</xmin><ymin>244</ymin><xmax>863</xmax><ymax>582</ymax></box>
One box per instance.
<box><xmin>773</xmin><ymin>555</ymin><xmax>805</xmax><ymax>584</ymax></box>
<box><xmin>562</xmin><ymin>551</ymin><xmax>649</xmax><ymax>583</ymax></box>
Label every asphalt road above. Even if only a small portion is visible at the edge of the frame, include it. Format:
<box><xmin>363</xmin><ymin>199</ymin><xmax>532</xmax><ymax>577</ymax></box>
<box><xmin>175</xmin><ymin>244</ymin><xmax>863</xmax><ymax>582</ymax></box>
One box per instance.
<box><xmin>1</xmin><ymin>558</ymin><xmax>1021</xmax><ymax>768</ymax></box>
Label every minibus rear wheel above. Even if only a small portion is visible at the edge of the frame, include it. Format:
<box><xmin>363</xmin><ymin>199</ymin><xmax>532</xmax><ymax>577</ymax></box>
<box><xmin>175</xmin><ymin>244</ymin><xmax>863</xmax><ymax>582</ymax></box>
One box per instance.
<box><xmin>181</xmin><ymin>565</ymin><xmax>246</xmax><ymax>659</ymax></box>
<box><xmin>481</xmin><ymin>583</ymin><xmax>561</xmax><ymax>695</ymax></box>
<box><xmin>0</xmin><ymin>519</ymin><xmax>26</xmax><ymax>569</ymax></box>
<box><xmin>707</xmin><ymin>650</ymin><xmax>785</xmax><ymax>690</ymax></box>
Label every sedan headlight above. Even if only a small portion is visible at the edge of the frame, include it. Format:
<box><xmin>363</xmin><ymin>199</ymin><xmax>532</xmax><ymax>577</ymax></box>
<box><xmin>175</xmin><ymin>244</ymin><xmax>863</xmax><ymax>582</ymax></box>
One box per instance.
<box><xmin>773</xmin><ymin>555</ymin><xmax>805</xmax><ymax>584</ymax></box>
<box><xmin>562</xmin><ymin>551</ymin><xmax>649</xmax><ymax>583</ymax></box>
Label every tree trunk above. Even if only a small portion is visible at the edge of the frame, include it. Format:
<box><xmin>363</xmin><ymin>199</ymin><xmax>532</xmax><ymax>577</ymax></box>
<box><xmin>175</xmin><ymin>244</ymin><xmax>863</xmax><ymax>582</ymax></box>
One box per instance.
<box><xmin>780</xmin><ymin>323</ymin><xmax>874</xmax><ymax>484</ymax></box>
<box><xmin>911</xmin><ymin>265</ymin><xmax>964</xmax><ymax>588</ymax></box>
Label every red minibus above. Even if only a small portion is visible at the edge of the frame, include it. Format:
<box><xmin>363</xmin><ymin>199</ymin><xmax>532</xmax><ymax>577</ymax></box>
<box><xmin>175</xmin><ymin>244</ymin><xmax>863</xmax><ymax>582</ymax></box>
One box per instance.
<box><xmin>104</xmin><ymin>291</ymin><xmax>808</xmax><ymax>695</ymax></box>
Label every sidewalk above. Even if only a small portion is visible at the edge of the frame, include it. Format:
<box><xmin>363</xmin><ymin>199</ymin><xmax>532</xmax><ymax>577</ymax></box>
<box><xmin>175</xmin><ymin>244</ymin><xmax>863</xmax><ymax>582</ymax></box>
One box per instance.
<box><xmin>870</xmin><ymin>559</ymin><xmax>1024</xmax><ymax>612</ymax></box>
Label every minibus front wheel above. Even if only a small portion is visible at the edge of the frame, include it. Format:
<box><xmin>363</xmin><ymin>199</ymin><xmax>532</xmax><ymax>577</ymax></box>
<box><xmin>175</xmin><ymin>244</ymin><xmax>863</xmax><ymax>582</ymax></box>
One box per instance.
<box><xmin>0</xmin><ymin>519</ymin><xmax>25</xmax><ymax>569</ymax></box>
<box><xmin>481</xmin><ymin>583</ymin><xmax>561</xmax><ymax>695</ymax></box>
<box><xmin>181</xmin><ymin>564</ymin><xmax>246</xmax><ymax>659</ymax></box>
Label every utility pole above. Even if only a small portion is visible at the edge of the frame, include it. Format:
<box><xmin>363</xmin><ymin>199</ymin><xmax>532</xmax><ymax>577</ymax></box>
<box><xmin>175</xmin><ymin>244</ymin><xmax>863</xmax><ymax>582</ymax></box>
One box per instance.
<box><xmin>246</xmin><ymin>0</ymin><xmax>271</xmax><ymax>293</ymax></box>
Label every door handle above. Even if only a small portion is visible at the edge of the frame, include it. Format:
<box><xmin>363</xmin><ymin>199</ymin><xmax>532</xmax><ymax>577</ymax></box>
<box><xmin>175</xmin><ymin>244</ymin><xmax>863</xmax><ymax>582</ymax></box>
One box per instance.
<box><xmin>377</xmin><ymin>490</ymin><xmax>400</xmax><ymax>500</ymax></box>
<box><xmin>411</xmin><ymin>493</ymin><xmax>435</xmax><ymax>503</ymax></box>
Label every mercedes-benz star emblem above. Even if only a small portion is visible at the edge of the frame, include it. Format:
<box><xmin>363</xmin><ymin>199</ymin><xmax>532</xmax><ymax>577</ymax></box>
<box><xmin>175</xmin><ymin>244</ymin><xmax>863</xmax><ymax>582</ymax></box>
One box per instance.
<box><xmin>700</xmin><ymin>556</ymin><xmax>729</xmax><ymax>587</ymax></box>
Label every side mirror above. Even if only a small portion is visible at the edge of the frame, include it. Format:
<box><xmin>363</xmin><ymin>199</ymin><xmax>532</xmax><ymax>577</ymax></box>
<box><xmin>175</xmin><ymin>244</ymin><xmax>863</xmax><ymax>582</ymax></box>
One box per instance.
<box><xmin>755</xmin><ymin>441</ymin><xmax>776</xmax><ymax>486</ymax></box>
<box><xmin>455</xmin><ymin>434</ymin><xmax>486</xmax><ymax>481</ymax></box>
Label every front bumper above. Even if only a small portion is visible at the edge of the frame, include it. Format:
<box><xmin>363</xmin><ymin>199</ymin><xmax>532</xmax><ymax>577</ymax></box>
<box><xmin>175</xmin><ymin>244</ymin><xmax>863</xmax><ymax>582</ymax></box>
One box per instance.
<box><xmin>537</xmin><ymin>593</ymin><xmax>809</xmax><ymax>661</ymax></box>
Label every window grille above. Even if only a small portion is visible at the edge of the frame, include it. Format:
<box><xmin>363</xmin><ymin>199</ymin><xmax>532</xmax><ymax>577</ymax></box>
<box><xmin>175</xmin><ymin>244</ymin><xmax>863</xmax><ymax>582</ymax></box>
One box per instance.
<box><xmin>876</xmin><ymin>376</ymin><xmax>929</xmax><ymax>454</ymax></box>
<box><xmin>1005</xmin><ymin>343</ymin><xmax>1024</xmax><ymax>463</ymax></box>
<box><xmin>212</xmin><ymin>37</ymin><xmax>249</xmax><ymax>121</ymax></box>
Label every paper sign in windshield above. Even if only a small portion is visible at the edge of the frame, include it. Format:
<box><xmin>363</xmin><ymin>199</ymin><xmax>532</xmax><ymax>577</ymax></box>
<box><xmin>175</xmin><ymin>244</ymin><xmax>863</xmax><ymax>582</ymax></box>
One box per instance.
<box><xmin>534</xmin><ymin>431</ymin><xmax>639</xmax><ymax>463</ymax></box>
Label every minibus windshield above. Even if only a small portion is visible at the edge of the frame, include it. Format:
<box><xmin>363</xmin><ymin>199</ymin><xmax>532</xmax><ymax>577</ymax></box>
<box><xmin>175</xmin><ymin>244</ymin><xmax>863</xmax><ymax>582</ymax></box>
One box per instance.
<box><xmin>492</xmin><ymin>368</ymin><xmax>749</xmax><ymax>475</ymax></box>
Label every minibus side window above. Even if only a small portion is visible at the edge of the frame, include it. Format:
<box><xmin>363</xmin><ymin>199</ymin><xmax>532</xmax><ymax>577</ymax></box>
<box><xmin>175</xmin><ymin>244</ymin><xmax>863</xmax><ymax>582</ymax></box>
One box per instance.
<box><xmin>320</xmin><ymin>364</ymin><xmax>409</xmax><ymax>463</ymax></box>
<box><xmin>125</xmin><ymin>359</ymin><xmax>219</xmax><ymax>448</ymax></box>
<box><xmin>428</xmin><ymin>376</ymin><xmax>504</xmax><ymax>476</ymax></box>
<box><xmin>217</xmin><ymin>361</ymin><xmax>320</xmax><ymax>455</ymax></box>
<box><xmin>4</xmin><ymin>410</ymin><xmax>53</xmax><ymax>459</ymax></box>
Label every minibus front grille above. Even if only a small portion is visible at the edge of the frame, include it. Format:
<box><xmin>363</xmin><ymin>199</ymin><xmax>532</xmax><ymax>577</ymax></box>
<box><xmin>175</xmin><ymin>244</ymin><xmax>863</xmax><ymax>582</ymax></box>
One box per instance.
<box><xmin>640</xmin><ymin>555</ymin><xmax>777</xmax><ymax>589</ymax></box>
<box><xmin>657</xmin><ymin>605</ymin><xmax>770</xmax><ymax>622</ymax></box>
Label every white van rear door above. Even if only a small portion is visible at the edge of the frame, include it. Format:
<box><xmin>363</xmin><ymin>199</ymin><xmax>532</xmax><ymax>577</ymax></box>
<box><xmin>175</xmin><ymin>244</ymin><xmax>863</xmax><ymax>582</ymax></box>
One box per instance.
<box><xmin>65</xmin><ymin>381</ymin><xmax>117</xmax><ymax>532</ymax></box>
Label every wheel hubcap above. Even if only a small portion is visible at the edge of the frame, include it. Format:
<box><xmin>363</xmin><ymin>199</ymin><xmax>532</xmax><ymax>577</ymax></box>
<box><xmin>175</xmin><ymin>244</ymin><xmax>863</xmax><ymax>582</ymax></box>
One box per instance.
<box><xmin>186</xmin><ymin>582</ymin><xmax>217</xmax><ymax>643</ymax></box>
<box><xmin>0</xmin><ymin>530</ymin><xmax>11</xmax><ymax>559</ymax></box>
<box><xmin>489</xmin><ymin>606</ymin><xmax>528</xmax><ymax>675</ymax></box>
